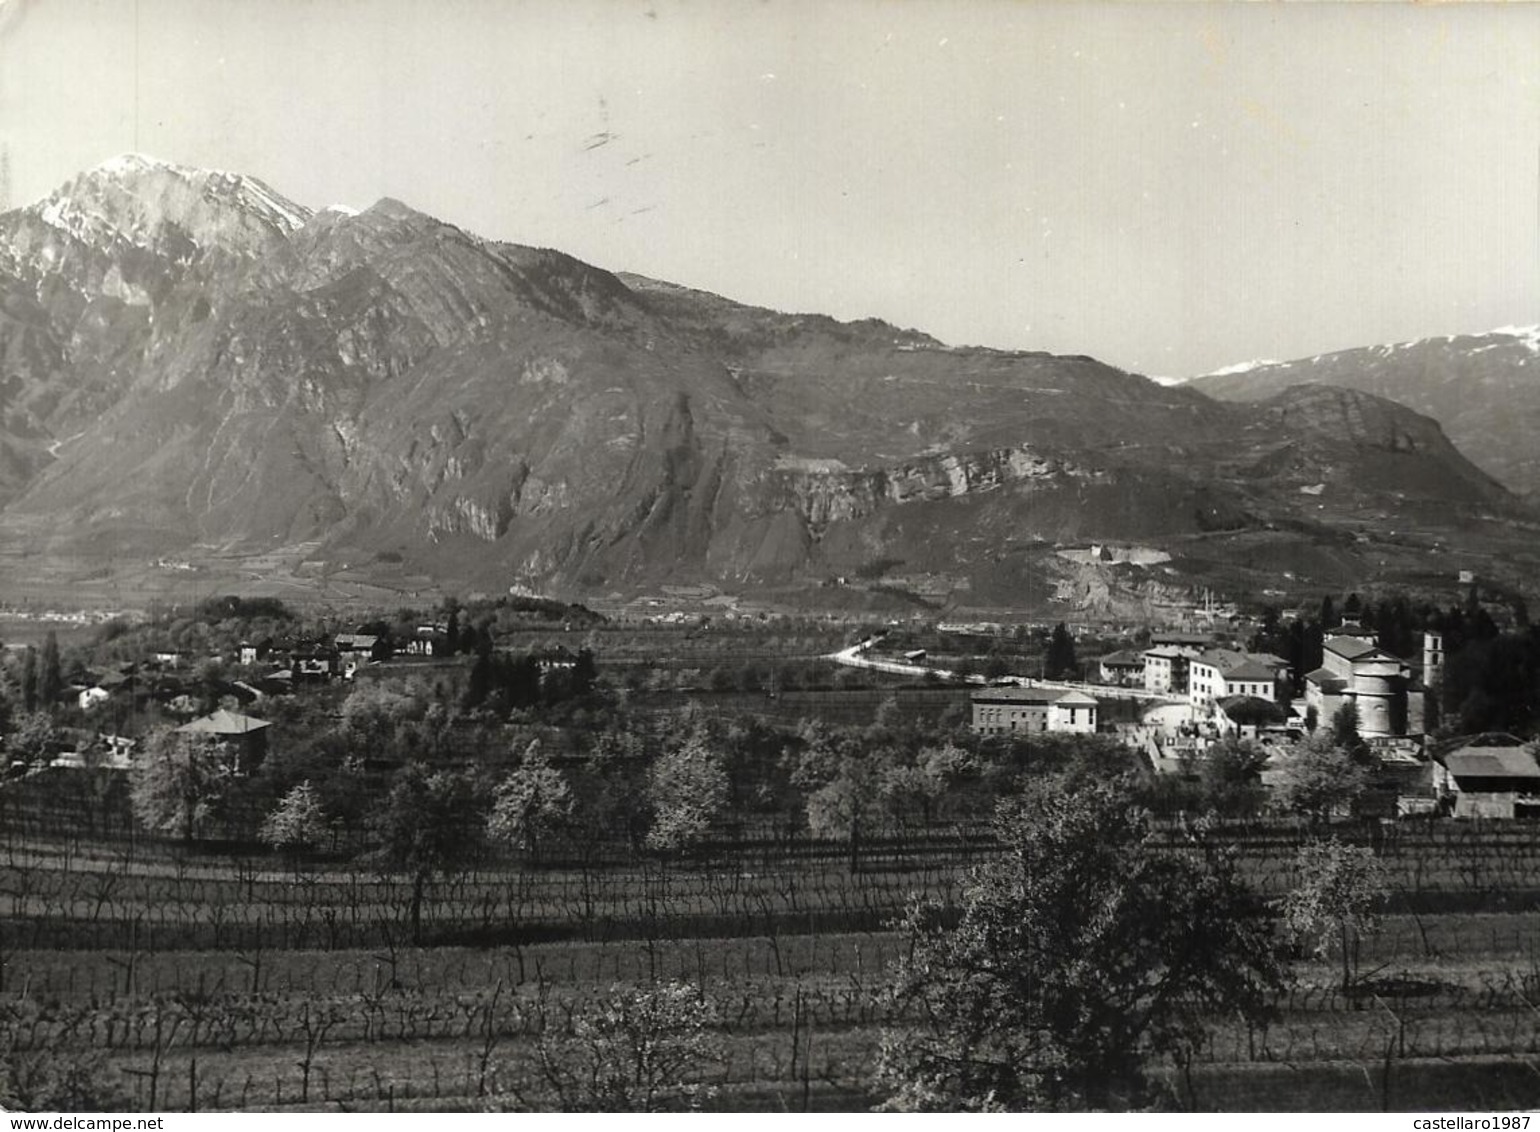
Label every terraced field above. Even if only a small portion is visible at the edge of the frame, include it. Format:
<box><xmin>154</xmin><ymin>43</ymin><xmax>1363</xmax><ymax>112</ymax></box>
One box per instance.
<box><xmin>7</xmin><ymin>821</ymin><xmax>1540</xmax><ymax>1111</ymax></box>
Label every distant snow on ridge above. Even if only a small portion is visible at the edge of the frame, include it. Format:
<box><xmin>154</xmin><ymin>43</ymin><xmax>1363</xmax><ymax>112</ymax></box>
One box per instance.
<box><xmin>1198</xmin><ymin>326</ymin><xmax>1540</xmax><ymax>381</ymax></box>
<box><xmin>1203</xmin><ymin>358</ymin><xmax>1283</xmax><ymax>377</ymax></box>
<box><xmin>1493</xmin><ymin>325</ymin><xmax>1540</xmax><ymax>353</ymax></box>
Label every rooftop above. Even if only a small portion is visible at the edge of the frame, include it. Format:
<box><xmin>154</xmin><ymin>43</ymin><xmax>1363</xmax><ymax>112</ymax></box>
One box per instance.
<box><xmin>1443</xmin><ymin>747</ymin><xmax>1540</xmax><ymax>781</ymax></box>
<box><xmin>1195</xmin><ymin>648</ymin><xmax>1286</xmax><ymax>680</ymax></box>
<box><xmin>1304</xmin><ymin>666</ymin><xmax>1348</xmax><ymax>693</ymax></box>
<box><xmin>1099</xmin><ymin>650</ymin><xmax>1145</xmax><ymax>667</ymax></box>
<box><xmin>175</xmin><ymin>708</ymin><xmax>272</xmax><ymax>737</ymax></box>
<box><xmin>1324</xmin><ymin>635</ymin><xmax>1380</xmax><ymax>661</ymax></box>
<box><xmin>972</xmin><ymin>687</ymin><xmax>1098</xmax><ymax>707</ymax></box>
<box><xmin>1216</xmin><ymin>695</ymin><xmax>1289</xmax><ymax>725</ymax></box>
<box><xmin>1150</xmin><ymin>631</ymin><xmax>1213</xmax><ymax>646</ymax></box>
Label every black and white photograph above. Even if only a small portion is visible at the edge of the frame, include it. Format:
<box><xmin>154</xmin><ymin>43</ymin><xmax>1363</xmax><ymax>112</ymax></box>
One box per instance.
<box><xmin>1</xmin><ymin>0</ymin><xmax>1539</xmax><ymax>1116</ymax></box>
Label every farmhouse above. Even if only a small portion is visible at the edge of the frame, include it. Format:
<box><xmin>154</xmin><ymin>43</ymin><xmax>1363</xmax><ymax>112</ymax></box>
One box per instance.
<box><xmin>1097</xmin><ymin>649</ymin><xmax>1146</xmax><ymax>686</ymax></box>
<box><xmin>971</xmin><ymin>687</ymin><xmax>1098</xmax><ymax>735</ymax></box>
<box><xmin>285</xmin><ymin>642</ymin><xmax>340</xmax><ymax>682</ymax></box>
<box><xmin>238</xmin><ymin>638</ymin><xmax>273</xmax><ymax>666</ymax></box>
<box><xmin>175</xmin><ymin>708</ymin><xmax>272</xmax><ymax>775</ymax></box>
<box><xmin>334</xmin><ymin>633</ymin><xmax>387</xmax><ymax>663</ymax></box>
<box><xmin>1433</xmin><ymin>734</ymin><xmax>1540</xmax><ymax>819</ymax></box>
<box><xmin>77</xmin><ymin>685</ymin><xmax>111</xmax><ymax>712</ymax></box>
<box><xmin>402</xmin><ymin>626</ymin><xmax>447</xmax><ymax>656</ymax></box>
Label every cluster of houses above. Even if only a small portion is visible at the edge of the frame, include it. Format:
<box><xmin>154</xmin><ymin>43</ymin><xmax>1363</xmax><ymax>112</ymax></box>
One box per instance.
<box><xmin>69</xmin><ymin>624</ymin><xmax>453</xmax><ymax>716</ymax></box>
<box><xmin>20</xmin><ymin>624</ymin><xmax>459</xmax><ymax>780</ymax></box>
<box><xmin>970</xmin><ymin>621</ymin><xmax>1540</xmax><ymax>820</ymax></box>
<box><xmin>24</xmin><ymin>707</ymin><xmax>272</xmax><ymax>777</ymax></box>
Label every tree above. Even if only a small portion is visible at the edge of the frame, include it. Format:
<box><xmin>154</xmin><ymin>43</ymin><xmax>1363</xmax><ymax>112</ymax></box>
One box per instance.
<box><xmin>129</xmin><ymin>728</ymin><xmax>230</xmax><ymax>843</ymax></box>
<box><xmin>876</xmin><ymin>777</ymin><xmax>1288</xmax><ymax>1112</ymax></box>
<box><xmin>1330</xmin><ymin>700</ymin><xmax>1366</xmax><ymax>755</ymax></box>
<box><xmin>259</xmin><ymin>781</ymin><xmax>331</xmax><ymax>861</ymax></box>
<box><xmin>496</xmin><ymin>981</ymin><xmax>721</xmax><ymax>1111</ymax></box>
<box><xmin>806</xmin><ymin>752</ymin><xmax>882</xmax><ymax>870</ymax></box>
<box><xmin>1319</xmin><ymin>595</ymin><xmax>1339</xmax><ymax>631</ymax></box>
<box><xmin>1284</xmin><ymin>839</ymin><xmax>1387</xmax><ymax>993</ymax></box>
<box><xmin>571</xmin><ymin>727</ymin><xmax>651</xmax><ymax>853</ymax></box>
<box><xmin>487</xmin><ymin>741</ymin><xmax>573</xmax><ymax>863</ymax></box>
<box><xmin>19</xmin><ymin>646</ymin><xmax>36</xmax><ymax>713</ymax></box>
<box><xmin>463</xmin><ymin>642</ymin><xmax>495</xmax><ymax>709</ymax></box>
<box><xmin>371</xmin><ymin>764</ymin><xmax>483</xmax><ymax>942</ymax></box>
<box><xmin>1044</xmin><ymin>623</ymin><xmax>1078</xmax><ymax>680</ymax></box>
<box><xmin>645</xmin><ymin>730</ymin><xmax>729</xmax><ymax>852</ymax></box>
<box><xmin>6</xmin><ymin>711</ymin><xmax>57</xmax><ymax>766</ymax></box>
<box><xmin>1272</xmin><ymin>730</ymin><xmax>1371</xmax><ymax>823</ymax></box>
<box><xmin>38</xmin><ymin>631</ymin><xmax>60</xmax><ymax>711</ymax></box>
<box><xmin>571</xmin><ymin>647</ymin><xmax>598</xmax><ymax>697</ymax></box>
<box><xmin>1196</xmin><ymin>737</ymin><xmax>1268</xmax><ymax>818</ymax></box>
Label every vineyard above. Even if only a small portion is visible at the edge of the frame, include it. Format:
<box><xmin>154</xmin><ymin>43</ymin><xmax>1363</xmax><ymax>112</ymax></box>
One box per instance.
<box><xmin>8</xmin><ymin>820</ymin><xmax>1540</xmax><ymax>1111</ymax></box>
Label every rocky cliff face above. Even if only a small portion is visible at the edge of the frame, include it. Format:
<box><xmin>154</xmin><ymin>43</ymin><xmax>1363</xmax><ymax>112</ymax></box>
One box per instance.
<box><xmin>0</xmin><ymin>156</ymin><xmax>1527</xmax><ymax>597</ymax></box>
<box><xmin>765</xmin><ymin>445</ymin><xmax>1087</xmax><ymax>533</ymax></box>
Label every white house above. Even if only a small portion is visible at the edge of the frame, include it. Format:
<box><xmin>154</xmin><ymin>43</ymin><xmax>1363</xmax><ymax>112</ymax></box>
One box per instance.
<box><xmin>1142</xmin><ymin>645</ymin><xmax>1202</xmax><ymax>694</ymax></box>
<box><xmin>972</xmin><ymin>687</ymin><xmax>1099</xmax><ymax>735</ymax></box>
<box><xmin>1188</xmin><ymin>649</ymin><xmax>1290</xmax><ymax>711</ymax></box>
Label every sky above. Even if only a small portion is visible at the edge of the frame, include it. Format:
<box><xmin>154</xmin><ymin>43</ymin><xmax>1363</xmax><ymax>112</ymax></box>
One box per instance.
<box><xmin>0</xmin><ymin>0</ymin><xmax>1536</xmax><ymax>377</ymax></box>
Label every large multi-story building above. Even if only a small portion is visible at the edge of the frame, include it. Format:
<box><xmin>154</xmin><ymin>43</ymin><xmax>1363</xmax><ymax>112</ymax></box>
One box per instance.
<box><xmin>1188</xmin><ymin>648</ymin><xmax>1291</xmax><ymax>711</ymax></box>
<box><xmin>1143</xmin><ymin>645</ymin><xmax>1201</xmax><ymax>694</ymax></box>
<box><xmin>971</xmin><ymin>687</ymin><xmax>1099</xmax><ymax>736</ymax></box>
<box><xmin>1140</xmin><ymin>632</ymin><xmax>1213</xmax><ymax>695</ymax></box>
<box><xmin>1303</xmin><ymin>626</ymin><xmax>1437</xmax><ymax>739</ymax></box>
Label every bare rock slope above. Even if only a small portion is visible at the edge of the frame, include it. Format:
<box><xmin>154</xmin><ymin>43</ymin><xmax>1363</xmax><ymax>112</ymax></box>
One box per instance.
<box><xmin>0</xmin><ymin>157</ymin><xmax>1525</xmax><ymax>597</ymax></box>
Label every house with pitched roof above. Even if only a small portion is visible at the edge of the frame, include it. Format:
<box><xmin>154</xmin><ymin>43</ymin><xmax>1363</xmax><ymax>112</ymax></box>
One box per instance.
<box><xmin>1432</xmin><ymin>734</ymin><xmax>1540</xmax><ymax>819</ymax></box>
<box><xmin>1189</xmin><ymin>648</ymin><xmax>1290</xmax><ymax>711</ymax></box>
<box><xmin>1097</xmin><ymin>649</ymin><xmax>1146</xmax><ymax>686</ymax></box>
<box><xmin>972</xmin><ymin>687</ymin><xmax>1098</xmax><ymax>735</ymax></box>
<box><xmin>174</xmin><ymin>708</ymin><xmax>272</xmax><ymax>775</ymax></box>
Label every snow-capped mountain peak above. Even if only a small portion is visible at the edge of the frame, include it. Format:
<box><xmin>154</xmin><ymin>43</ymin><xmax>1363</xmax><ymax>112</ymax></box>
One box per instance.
<box><xmin>26</xmin><ymin>153</ymin><xmax>312</xmax><ymax>256</ymax></box>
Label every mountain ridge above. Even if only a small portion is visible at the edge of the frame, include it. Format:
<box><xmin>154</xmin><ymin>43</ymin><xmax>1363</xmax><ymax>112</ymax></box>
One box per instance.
<box><xmin>1191</xmin><ymin>328</ymin><xmax>1540</xmax><ymax>500</ymax></box>
<box><xmin>0</xmin><ymin>156</ymin><xmax>1531</xmax><ymax>609</ymax></box>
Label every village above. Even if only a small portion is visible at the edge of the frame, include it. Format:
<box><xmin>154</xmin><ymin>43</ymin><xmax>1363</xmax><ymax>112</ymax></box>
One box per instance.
<box><xmin>3</xmin><ymin>577</ymin><xmax>1532</xmax><ymax>835</ymax></box>
<box><xmin>849</xmin><ymin>603</ymin><xmax>1536</xmax><ymax>823</ymax></box>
